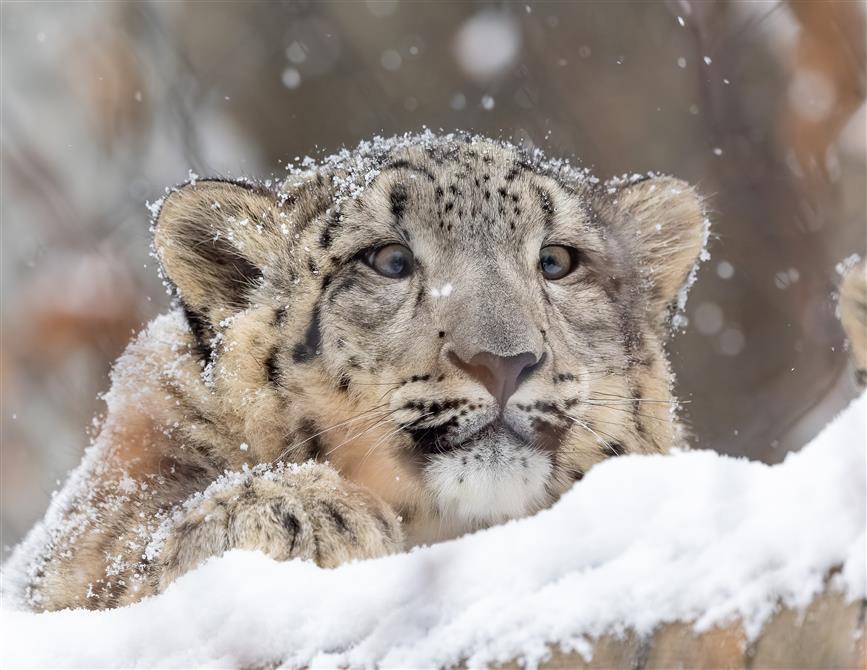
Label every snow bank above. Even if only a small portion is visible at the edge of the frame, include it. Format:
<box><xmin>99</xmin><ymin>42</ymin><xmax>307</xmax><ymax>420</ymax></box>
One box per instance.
<box><xmin>2</xmin><ymin>393</ymin><xmax>864</xmax><ymax>669</ymax></box>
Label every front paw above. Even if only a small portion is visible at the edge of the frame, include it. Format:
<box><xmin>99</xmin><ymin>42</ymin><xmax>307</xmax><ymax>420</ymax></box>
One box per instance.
<box><xmin>266</xmin><ymin>462</ymin><xmax>404</xmax><ymax>568</ymax></box>
<box><xmin>159</xmin><ymin>464</ymin><xmax>403</xmax><ymax>588</ymax></box>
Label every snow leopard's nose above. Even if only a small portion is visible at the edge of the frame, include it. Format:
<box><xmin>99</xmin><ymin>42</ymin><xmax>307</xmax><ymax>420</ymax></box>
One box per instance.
<box><xmin>449</xmin><ymin>350</ymin><xmax>544</xmax><ymax>409</ymax></box>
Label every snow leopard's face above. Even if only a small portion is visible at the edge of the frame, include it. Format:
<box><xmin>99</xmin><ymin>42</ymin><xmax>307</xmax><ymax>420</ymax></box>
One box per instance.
<box><xmin>155</xmin><ymin>135</ymin><xmax>707</xmax><ymax>543</ymax></box>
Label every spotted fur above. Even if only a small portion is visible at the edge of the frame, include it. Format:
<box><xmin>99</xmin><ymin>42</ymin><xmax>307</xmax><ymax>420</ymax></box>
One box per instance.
<box><xmin>840</xmin><ymin>260</ymin><xmax>867</xmax><ymax>386</ymax></box>
<box><xmin>9</xmin><ymin>133</ymin><xmax>711</xmax><ymax>611</ymax></box>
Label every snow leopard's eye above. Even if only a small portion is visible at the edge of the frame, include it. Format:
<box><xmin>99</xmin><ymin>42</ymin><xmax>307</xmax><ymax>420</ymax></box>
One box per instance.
<box><xmin>366</xmin><ymin>244</ymin><xmax>415</xmax><ymax>279</ymax></box>
<box><xmin>539</xmin><ymin>245</ymin><xmax>578</xmax><ymax>280</ymax></box>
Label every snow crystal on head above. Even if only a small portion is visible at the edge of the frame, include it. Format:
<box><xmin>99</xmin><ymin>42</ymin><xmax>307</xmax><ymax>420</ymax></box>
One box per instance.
<box><xmin>603</xmin><ymin>171</ymin><xmax>657</xmax><ymax>191</ymax></box>
<box><xmin>429</xmin><ymin>283</ymin><xmax>454</xmax><ymax>299</ymax></box>
<box><xmin>279</xmin><ymin>129</ymin><xmax>598</xmax><ymax>212</ymax></box>
<box><xmin>835</xmin><ymin>252</ymin><xmax>862</xmax><ymax>277</ymax></box>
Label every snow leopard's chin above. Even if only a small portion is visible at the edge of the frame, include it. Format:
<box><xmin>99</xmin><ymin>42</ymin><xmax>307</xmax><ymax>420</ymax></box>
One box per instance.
<box><xmin>422</xmin><ymin>426</ymin><xmax>554</xmax><ymax>531</ymax></box>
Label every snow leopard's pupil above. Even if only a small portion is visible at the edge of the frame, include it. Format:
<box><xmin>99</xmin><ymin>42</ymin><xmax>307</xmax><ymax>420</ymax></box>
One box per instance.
<box><xmin>368</xmin><ymin>243</ymin><xmax>414</xmax><ymax>279</ymax></box>
<box><xmin>539</xmin><ymin>245</ymin><xmax>575</xmax><ymax>280</ymax></box>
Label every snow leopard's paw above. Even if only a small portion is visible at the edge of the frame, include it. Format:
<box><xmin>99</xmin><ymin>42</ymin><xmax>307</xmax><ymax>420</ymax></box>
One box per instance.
<box><xmin>158</xmin><ymin>463</ymin><xmax>403</xmax><ymax>589</ymax></box>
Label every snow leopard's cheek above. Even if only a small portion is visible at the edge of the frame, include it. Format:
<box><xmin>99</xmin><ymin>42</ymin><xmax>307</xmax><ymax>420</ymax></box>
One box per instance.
<box><xmin>318</xmin><ymin>267</ymin><xmax>441</xmax><ymax>385</ymax></box>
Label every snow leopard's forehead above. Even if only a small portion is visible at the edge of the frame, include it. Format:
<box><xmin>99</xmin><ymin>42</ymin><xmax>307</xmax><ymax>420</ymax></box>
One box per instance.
<box><xmin>283</xmin><ymin>131</ymin><xmax>598</xmax><ymax>206</ymax></box>
<box><xmin>297</xmin><ymin>133</ymin><xmax>613</xmax><ymax>276</ymax></box>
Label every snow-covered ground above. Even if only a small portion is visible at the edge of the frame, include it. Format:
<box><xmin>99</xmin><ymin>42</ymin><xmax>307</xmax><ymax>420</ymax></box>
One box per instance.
<box><xmin>1</xmin><ymin>393</ymin><xmax>864</xmax><ymax>669</ymax></box>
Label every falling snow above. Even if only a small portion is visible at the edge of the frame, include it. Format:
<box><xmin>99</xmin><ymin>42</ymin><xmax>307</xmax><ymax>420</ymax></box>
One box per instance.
<box><xmin>454</xmin><ymin>11</ymin><xmax>521</xmax><ymax>81</ymax></box>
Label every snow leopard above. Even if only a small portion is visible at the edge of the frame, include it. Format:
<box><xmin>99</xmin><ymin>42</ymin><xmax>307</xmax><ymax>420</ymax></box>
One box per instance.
<box><xmin>5</xmin><ymin>132</ymin><xmax>711</xmax><ymax>611</ymax></box>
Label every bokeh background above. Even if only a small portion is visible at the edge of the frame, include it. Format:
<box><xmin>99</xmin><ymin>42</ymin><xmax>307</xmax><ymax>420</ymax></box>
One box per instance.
<box><xmin>2</xmin><ymin>0</ymin><xmax>865</xmax><ymax>551</ymax></box>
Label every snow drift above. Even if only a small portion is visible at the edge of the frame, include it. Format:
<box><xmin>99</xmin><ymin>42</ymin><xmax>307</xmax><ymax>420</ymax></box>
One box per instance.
<box><xmin>1</xmin><ymin>392</ymin><xmax>864</xmax><ymax>669</ymax></box>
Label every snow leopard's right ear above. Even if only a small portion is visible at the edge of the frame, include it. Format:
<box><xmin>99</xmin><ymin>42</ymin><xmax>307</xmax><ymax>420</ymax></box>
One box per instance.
<box><xmin>596</xmin><ymin>176</ymin><xmax>708</xmax><ymax>324</ymax></box>
<box><xmin>153</xmin><ymin>179</ymin><xmax>283</xmax><ymax>328</ymax></box>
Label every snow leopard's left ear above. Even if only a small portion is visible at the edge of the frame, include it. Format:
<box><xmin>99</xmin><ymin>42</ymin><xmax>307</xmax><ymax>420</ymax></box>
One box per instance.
<box><xmin>153</xmin><ymin>179</ymin><xmax>283</xmax><ymax>326</ymax></box>
<box><xmin>602</xmin><ymin>176</ymin><xmax>708</xmax><ymax>318</ymax></box>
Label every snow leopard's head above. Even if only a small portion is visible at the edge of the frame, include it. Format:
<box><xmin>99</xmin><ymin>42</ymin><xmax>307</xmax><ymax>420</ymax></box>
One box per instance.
<box><xmin>154</xmin><ymin>133</ymin><xmax>708</xmax><ymax>543</ymax></box>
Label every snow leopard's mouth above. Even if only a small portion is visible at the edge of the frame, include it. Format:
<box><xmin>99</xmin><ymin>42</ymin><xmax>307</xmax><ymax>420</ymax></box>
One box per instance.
<box><xmin>406</xmin><ymin>417</ymin><xmax>562</xmax><ymax>460</ymax></box>
<box><xmin>405</xmin><ymin>419</ymin><xmax>507</xmax><ymax>457</ymax></box>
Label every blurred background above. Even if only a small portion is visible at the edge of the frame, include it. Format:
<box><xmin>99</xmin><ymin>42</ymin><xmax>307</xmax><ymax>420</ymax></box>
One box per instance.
<box><xmin>1</xmin><ymin>1</ymin><xmax>865</xmax><ymax>551</ymax></box>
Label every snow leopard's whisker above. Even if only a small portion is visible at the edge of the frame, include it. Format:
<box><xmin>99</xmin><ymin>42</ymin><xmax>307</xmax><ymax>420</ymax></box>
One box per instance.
<box><xmin>581</xmin><ymin>402</ymin><xmax>671</xmax><ymax>425</ymax></box>
<box><xmin>273</xmin><ymin>404</ymin><xmax>392</xmax><ymax>463</ymax></box>
<box><xmin>563</xmin><ymin>411</ymin><xmax>629</xmax><ymax>441</ymax></box>
<box><xmin>563</xmin><ymin>370</ymin><xmax>621</xmax><ymax>381</ymax></box>
<box><xmin>375</xmin><ymin>385</ymin><xmax>403</xmax><ymax>402</ymax></box>
<box><xmin>584</xmin><ymin>398</ymin><xmax>684</xmax><ymax>408</ymax></box>
<box><xmin>562</xmin><ymin>414</ymin><xmax>620</xmax><ymax>451</ymax></box>
<box><xmin>581</xmin><ymin>411</ymin><xmax>668</xmax><ymax>429</ymax></box>
<box><xmin>359</xmin><ymin>431</ymin><xmax>394</xmax><ymax>466</ymax></box>
<box><xmin>278</xmin><ymin>402</ymin><xmax>390</xmax><ymax>443</ymax></box>
<box><xmin>588</xmin><ymin>391</ymin><xmax>689</xmax><ymax>404</ymax></box>
<box><xmin>325</xmin><ymin>408</ymin><xmax>412</xmax><ymax>457</ymax></box>
<box><xmin>359</xmin><ymin>413</ymin><xmax>435</xmax><ymax>466</ymax></box>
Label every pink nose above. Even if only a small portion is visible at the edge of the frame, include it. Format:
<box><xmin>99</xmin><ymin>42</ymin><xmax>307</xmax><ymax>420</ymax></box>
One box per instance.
<box><xmin>449</xmin><ymin>350</ymin><xmax>543</xmax><ymax>408</ymax></box>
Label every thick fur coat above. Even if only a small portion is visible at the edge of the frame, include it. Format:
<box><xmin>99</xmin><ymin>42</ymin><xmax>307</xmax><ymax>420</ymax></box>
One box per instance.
<box><xmin>7</xmin><ymin>133</ymin><xmax>715</xmax><ymax>610</ymax></box>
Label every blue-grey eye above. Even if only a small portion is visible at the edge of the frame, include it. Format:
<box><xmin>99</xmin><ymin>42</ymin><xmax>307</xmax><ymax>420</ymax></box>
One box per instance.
<box><xmin>540</xmin><ymin>245</ymin><xmax>577</xmax><ymax>280</ymax></box>
<box><xmin>368</xmin><ymin>244</ymin><xmax>414</xmax><ymax>279</ymax></box>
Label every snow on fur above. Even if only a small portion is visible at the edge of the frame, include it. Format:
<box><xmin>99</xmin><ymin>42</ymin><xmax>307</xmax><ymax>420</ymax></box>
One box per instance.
<box><xmin>2</xmin><ymin>392</ymin><xmax>864</xmax><ymax>669</ymax></box>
